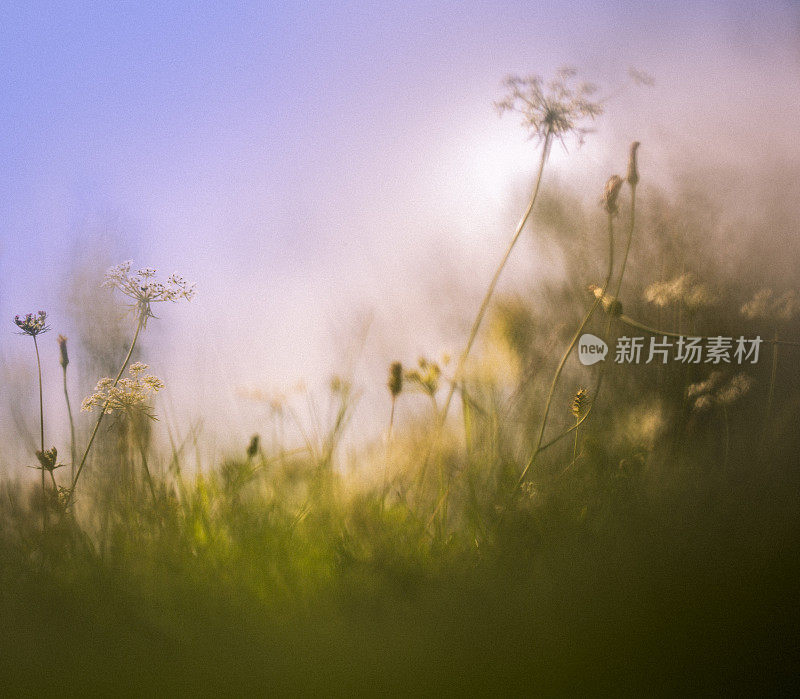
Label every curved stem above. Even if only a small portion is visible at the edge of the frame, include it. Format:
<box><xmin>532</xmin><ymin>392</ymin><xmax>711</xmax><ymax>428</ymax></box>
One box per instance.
<box><xmin>439</xmin><ymin>132</ymin><xmax>552</xmax><ymax>425</ymax></box>
<box><xmin>610</xmin><ymin>184</ymin><xmax>637</xmax><ymax>303</ymax></box>
<box><xmin>517</xmin><ymin>211</ymin><xmax>615</xmax><ymax>488</ymax></box>
<box><xmin>66</xmin><ymin>313</ymin><xmax>145</xmax><ymax>509</ymax></box>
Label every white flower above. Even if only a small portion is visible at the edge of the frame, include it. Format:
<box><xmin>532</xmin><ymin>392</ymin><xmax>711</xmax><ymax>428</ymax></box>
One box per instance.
<box><xmin>81</xmin><ymin>363</ymin><xmax>164</xmax><ymax>419</ymax></box>
<box><xmin>103</xmin><ymin>260</ymin><xmax>195</xmax><ymax>324</ymax></box>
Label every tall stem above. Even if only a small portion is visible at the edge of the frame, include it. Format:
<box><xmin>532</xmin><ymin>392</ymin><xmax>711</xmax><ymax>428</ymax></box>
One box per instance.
<box><xmin>67</xmin><ymin>313</ymin><xmax>145</xmax><ymax>508</ymax></box>
<box><xmin>439</xmin><ymin>133</ymin><xmax>552</xmax><ymax>425</ymax></box>
<box><xmin>763</xmin><ymin>328</ymin><xmax>779</xmax><ymax>442</ymax></box>
<box><xmin>33</xmin><ymin>335</ymin><xmax>46</xmax><ymax>527</ymax></box>
<box><xmin>516</xmin><ymin>210</ymin><xmax>615</xmax><ymax>488</ymax></box>
<box><xmin>62</xmin><ymin>364</ymin><xmax>77</xmax><ymax>483</ymax></box>
<box><xmin>610</xmin><ymin>183</ymin><xmax>636</xmax><ymax>303</ymax></box>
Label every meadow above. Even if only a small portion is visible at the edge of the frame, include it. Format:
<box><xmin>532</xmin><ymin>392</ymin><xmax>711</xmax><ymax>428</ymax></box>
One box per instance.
<box><xmin>2</xmin><ymin>69</ymin><xmax>800</xmax><ymax>694</ymax></box>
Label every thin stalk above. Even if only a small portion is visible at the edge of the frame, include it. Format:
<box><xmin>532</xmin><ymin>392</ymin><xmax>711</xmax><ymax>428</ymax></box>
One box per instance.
<box><xmin>62</xmin><ymin>363</ymin><xmax>77</xmax><ymax>483</ymax></box>
<box><xmin>516</xmin><ymin>210</ymin><xmax>615</xmax><ymax>488</ymax></box>
<box><xmin>138</xmin><ymin>436</ymin><xmax>157</xmax><ymax>503</ymax></box>
<box><xmin>572</xmin><ymin>418</ymin><xmax>579</xmax><ymax>465</ymax></box>
<box><xmin>67</xmin><ymin>312</ymin><xmax>145</xmax><ymax>509</ymax></box>
<box><xmin>33</xmin><ymin>335</ymin><xmax>46</xmax><ymax>527</ymax></box>
<box><xmin>610</xmin><ymin>183</ymin><xmax>637</xmax><ymax>303</ymax></box>
<box><xmin>763</xmin><ymin>328</ymin><xmax>779</xmax><ymax>442</ymax></box>
<box><xmin>439</xmin><ymin>132</ymin><xmax>552</xmax><ymax>425</ymax></box>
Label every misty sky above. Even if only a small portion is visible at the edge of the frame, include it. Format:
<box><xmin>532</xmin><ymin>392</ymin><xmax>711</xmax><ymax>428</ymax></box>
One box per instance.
<box><xmin>2</xmin><ymin>1</ymin><xmax>799</xmax><ymax>456</ymax></box>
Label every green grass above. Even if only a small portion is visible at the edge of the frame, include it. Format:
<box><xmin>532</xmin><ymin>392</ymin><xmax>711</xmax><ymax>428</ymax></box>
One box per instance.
<box><xmin>4</xmin><ymin>116</ymin><xmax>800</xmax><ymax>694</ymax></box>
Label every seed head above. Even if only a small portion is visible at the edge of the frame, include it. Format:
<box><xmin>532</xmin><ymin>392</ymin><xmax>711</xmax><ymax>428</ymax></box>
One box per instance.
<box><xmin>602</xmin><ymin>175</ymin><xmax>624</xmax><ymax>214</ymax></box>
<box><xmin>57</xmin><ymin>335</ymin><xmax>69</xmax><ymax>368</ymax></box>
<box><xmin>571</xmin><ymin>388</ymin><xmax>590</xmax><ymax>419</ymax></box>
<box><xmin>14</xmin><ymin>311</ymin><xmax>49</xmax><ymax>337</ymax></box>
<box><xmin>35</xmin><ymin>447</ymin><xmax>60</xmax><ymax>472</ymax></box>
<box><xmin>387</xmin><ymin>361</ymin><xmax>403</xmax><ymax>398</ymax></box>
<box><xmin>246</xmin><ymin>434</ymin><xmax>260</xmax><ymax>459</ymax></box>
<box><xmin>495</xmin><ymin>67</ymin><xmax>603</xmax><ymax>149</ymax></box>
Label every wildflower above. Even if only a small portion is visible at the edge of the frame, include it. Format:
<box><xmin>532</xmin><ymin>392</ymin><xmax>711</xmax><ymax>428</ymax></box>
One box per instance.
<box><xmin>35</xmin><ymin>447</ymin><xmax>62</xmax><ymax>472</ymax></box>
<box><xmin>13</xmin><ymin>311</ymin><xmax>49</xmax><ymax>337</ymax></box>
<box><xmin>644</xmin><ymin>273</ymin><xmax>714</xmax><ymax>310</ymax></box>
<box><xmin>405</xmin><ymin>357</ymin><xmax>442</xmax><ymax>398</ymax></box>
<box><xmin>57</xmin><ymin>334</ymin><xmax>69</xmax><ymax>368</ymax></box>
<box><xmin>686</xmin><ymin>371</ymin><xmax>723</xmax><ymax>399</ymax></box>
<box><xmin>81</xmin><ymin>363</ymin><xmax>164</xmax><ymax>418</ymax></box>
<box><xmin>571</xmin><ymin>388</ymin><xmax>590</xmax><ymax>419</ymax></box>
<box><xmin>602</xmin><ymin>175</ymin><xmax>624</xmax><ymax>214</ymax></box>
<box><xmin>741</xmin><ymin>289</ymin><xmax>799</xmax><ymax>322</ymax></box>
<box><xmin>688</xmin><ymin>371</ymin><xmax>753</xmax><ymax>410</ymax></box>
<box><xmin>387</xmin><ymin>362</ymin><xmax>403</xmax><ymax>398</ymax></box>
<box><xmin>716</xmin><ymin>373</ymin><xmax>754</xmax><ymax>406</ymax></box>
<box><xmin>102</xmin><ymin>261</ymin><xmax>195</xmax><ymax>325</ymax></box>
<box><xmin>495</xmin><ymin>67</ymin><xmax>603</xmax><ymax>149</ymax></box>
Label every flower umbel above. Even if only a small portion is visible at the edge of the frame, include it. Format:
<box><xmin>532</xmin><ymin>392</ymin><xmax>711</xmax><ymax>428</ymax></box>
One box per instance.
<box><xmin>495</xmin><ymin>67</ymin><xmax>603</xmax><ymax>149</ymax></box>
<box><xmin>14</xmin><ymin>311</ymin><xmax>49</xmax><ymax>337</ymax></box>
<box><xmin>81</xmin><ymin>362</ymin><xmax>164</xmax><ymax>419</ymax></box>
<box><xmin>103</xmin><ymin>261</ymin><xmax>196</xmax><ymax>325</ymax></box>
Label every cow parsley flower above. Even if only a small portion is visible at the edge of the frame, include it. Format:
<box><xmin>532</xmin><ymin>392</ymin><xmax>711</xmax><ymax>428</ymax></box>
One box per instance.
<box><xmin>103</xmin><ymin>261</ymin><xmax>196</xmax><ymax>325</ymax></box>
<box><xmin>81</xmin><ymin>362</ymin><xmax>164</xmax><ymax>418</ymax></box>
<box><xmin>495</xmin><ymin>67</ymin><xmax>603</xmax><ymax>149</ymax></box>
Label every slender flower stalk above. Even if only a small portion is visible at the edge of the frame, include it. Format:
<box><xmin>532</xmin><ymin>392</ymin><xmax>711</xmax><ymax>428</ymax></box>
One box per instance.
<box><xmin>516</xmin><ymin>182</ymin><xmax>619</xmax><ymax>489</ymax></box>
<box><xmin>438</xmin><ymin>69</ymin><xmax>603</xmax><ymax>426</ymax></box>
<box><xmin>14</xmin><ymin>311</ymin><xmax>50</xmax><ymax>525</ymax></box>
<box><xmin>57</xmin><ymin>335</ymin><xmax>77</xmax><ymax>483</ymax></box>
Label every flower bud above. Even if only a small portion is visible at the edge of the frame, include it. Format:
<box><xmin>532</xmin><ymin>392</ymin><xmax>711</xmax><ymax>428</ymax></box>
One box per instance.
<box><xmin>57</xmin><ymin>335</ymin><xmax>69</xmax><ymax>368</ymax></box>
<box><xmin>602</xmin><ymin>175</ymin><xmax>624</xmax><ymax>214</ymax></box>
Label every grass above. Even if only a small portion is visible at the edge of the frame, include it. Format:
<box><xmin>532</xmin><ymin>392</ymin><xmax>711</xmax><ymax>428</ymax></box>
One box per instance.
<box><xmin>3</xmin><ymin>70</ymin><xmax>800</xmax><ymax>694</ymax></box>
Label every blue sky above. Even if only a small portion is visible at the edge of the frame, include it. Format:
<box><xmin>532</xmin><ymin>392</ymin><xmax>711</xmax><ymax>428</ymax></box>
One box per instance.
<box><xmin>1</xmin><ymin>1</ymin><xmax>798</xmax><ymax>455</ymax></box>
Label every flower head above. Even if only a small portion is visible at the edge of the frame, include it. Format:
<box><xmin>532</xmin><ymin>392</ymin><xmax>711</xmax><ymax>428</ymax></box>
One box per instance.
<box><xmin>602</xmin><ymin>175</ymin><xmax>624</xmax><ymax>215</ymax></box>
<box><xmin>741</xmin><ymin>289</ymin><xmax>799</xmax><ymax>322</ymax></box>
<box><xmin>405</xmin><ymin>357</ymin><xmax>442</xmax><ymax>398</ymax></box>
<box><xmin>14</xmin><ymin>311</ymin><xmax>49</xmax><ymax>337</ymax></box>
<box><xmin>102</xmin><ymin>261</ymin><xmax>195</xmax><ymax>325</ymax></box>
<box><xmin>387</xmin><ymin>361</ymin><xmax>403</xmax><ymax>398</ymax></box>
<box><xmin>81</xmin><ymin>362</ymin><xmax>164</xmax><ymax>419</ymax></box>
<box><xmin>571</xmin><ymin>387</ymin><xmax>590</xmax><ymax>419</ymax></box>
<box><xmin>495</xmin><ymin>67</ymin><xmax>603</xmax><ymax>149</ymax></box>
<box><xmin>644</xmin><ymin>273</ymin><xmax>715</xmax><ymax>311</ymax></box>
<box><xmin>57</xmin><ymin>335</ymin><xmax>69</xmax><ymax>368</ymax></box>
<box><xmin>35</xmin><ymin>447</ymin><xmax>62</xmax><ymax>473</ymax></box>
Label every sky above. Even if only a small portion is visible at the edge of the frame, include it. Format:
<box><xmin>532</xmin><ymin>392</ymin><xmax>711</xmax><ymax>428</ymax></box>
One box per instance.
<box><xmin>1</xmin><ymin>0</ymin><xmax>799</xmax><ymax>459</ymax></box>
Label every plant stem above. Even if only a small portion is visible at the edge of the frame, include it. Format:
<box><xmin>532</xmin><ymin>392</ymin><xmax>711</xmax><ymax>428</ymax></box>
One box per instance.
<box><xmin>67</xmin><ymin>312</ymin><xmax>145</xmax><ymax>509</ymax></box>
<box><xmin>33</xmin><ymin>335</ymin><xmax>46</xmax><ymax>527</ymax></box>
<box><xmin>439</xmin><ymin>132</ymin><xmax>552</xmax><ymax>425</ymax></box>
<box><xmin>517</xmin><ymin>211</ymin><xmax>615</xmax><ymax>488</ymax></box>
<box><xmin>610</xmin><ymin>183</ymin><xmax>636</xmax><ymax>303</ymax></box>
<box><xmin>62</xmin><ymin>363</ymin><xmax>77</xmax><ymax>483</ymax></box>
<box><xmin>763</xmin><ymin>328</ymin><xmax>779</xmax><ymax>442</ymax></box>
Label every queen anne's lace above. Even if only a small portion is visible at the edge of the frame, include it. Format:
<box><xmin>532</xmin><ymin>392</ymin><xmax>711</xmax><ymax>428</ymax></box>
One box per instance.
<box><xmin>103</xmin><ymin>261</ymin><xmax>195</xmax><ymax>324</ymax></box>
<box><xmin>81</xmin><ymin>362</ymin><xmax>164</xmax><ymax>418</ymax></box>
<box><xmin>495</xmin><ymin>67</ymin><xmax>603</xmax><ymax>148</ymax></box>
